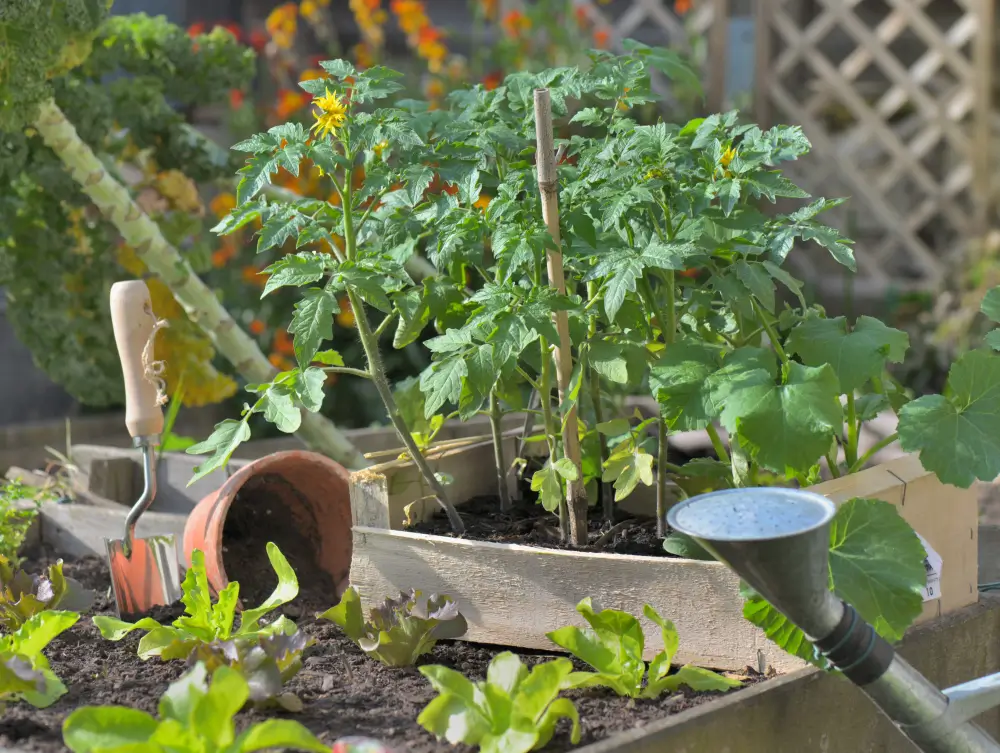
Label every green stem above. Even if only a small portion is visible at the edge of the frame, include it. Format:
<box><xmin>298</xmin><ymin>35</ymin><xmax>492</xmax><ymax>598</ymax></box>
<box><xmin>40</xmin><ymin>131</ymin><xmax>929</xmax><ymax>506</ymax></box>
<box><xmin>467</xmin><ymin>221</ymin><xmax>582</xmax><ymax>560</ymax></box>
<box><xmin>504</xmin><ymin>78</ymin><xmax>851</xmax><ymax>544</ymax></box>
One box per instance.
<box><xmin>753</xmin><ymin>299</ymin><xmax>790</xmax><ymax>366</ymax></box>
<box><xmin>374</xmin><ymin>311</ymin><xmax>397</xmax><ymax>338</ymax></box>
<box><xmin>342</xmin><ymin>169</ymin><xmax>356</xmax><ymax>261</ymax></box>
<box><xmin>31</xmin><ymin>98</ymin><xmax>367</xmax><ymax>469</ymax></box>
<box><xmin>656</xmin><ymin>418</ymin><xmax>668</xmax><ymax>537</ymax></box>
<box><xmin>489</xmin><ymin>388</ymin><xmax>512</xmax><ymax>512</ymax></box>
<box><xmin>826</xmin><ymin>450</ymin><xmax>842</xmax><ymax>478</ymax></box>
<box><xmin>706</xmin><ymin>423</ymin><xmax>730</xmax><ymax>464</ymax></box>
<box><xmin>662</xmin><ymin>270</ymin><xmax>676</xmax><ymax>344</ymax></box>
<box><xmin>539</xmin><ymin>335</ymin><xmax>568</xmax><ymax>540</ymax></box>
<box><xmin>848</xmin><ymin>432</ymin><xmax>899</xmax><ymax>474</ymax></box>
<box><xmin>349</xmin><ymin>289</ymin><xmax>464</xmax><ymax>533</ymax></box>
<box><xmin>322</xmin><ymin>366</ymin><xmax>372</xmax><ymax>380</ymax></box>
<box><xmin>639</xmin><ymin>277</ymin><xmax>670</xmax><ymax>346</ymax></box>
<box><xmin>516</xmin><ymin>366</ymin><xmax>543</xmax><ymax>393</ymax></box>
<box><xmin>845</xmin><ymin>392</ymin><xmax>859</xmax><ymax>468</ymax></box>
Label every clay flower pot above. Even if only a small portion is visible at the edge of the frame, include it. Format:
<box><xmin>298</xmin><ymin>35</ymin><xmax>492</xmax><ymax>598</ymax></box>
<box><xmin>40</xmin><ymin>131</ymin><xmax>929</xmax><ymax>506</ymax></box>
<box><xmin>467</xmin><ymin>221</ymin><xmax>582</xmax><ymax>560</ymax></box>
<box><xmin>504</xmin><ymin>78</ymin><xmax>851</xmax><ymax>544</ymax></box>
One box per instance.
<box><xmin>184</xmin><ymin>450</ymin><xmax>352</xmax><ymax>604</ymax></box>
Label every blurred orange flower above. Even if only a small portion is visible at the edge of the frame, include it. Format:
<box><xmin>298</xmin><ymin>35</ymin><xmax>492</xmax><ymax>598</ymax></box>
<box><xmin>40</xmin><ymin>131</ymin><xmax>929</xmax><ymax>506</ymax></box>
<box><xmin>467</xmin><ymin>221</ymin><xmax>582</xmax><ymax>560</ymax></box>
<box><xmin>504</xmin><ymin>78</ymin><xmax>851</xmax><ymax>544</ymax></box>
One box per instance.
<box><xmin>276</xmin><ymin>89</ymin><xmax>308</xmax><ymax>119</ymax></box>
<box><xmin>266</xmin><ymin>3</ymin><xmax>298</xmax><ymax>49</ymax></box>
<box><xmin>273</xmin><ymin>329</ymin><xmax>295</xmax><ymax>356</ymax></box>
<box><xmin>242</xmin><ymin>266</ymin><xmax>266</xmax><ymax>285</ymax></box>
<box><xmin>474</xmin><ymin>194</ymin><xmax>491</xmax><ymax>211</ymax></box>
<box><xmin>229</xmin><ymin>89</ymin><xmax>245</xmax><ymax>109</ymax></box>
<box><xmin>269</xmin><ymin>353</ymin><xmax>295</xmax><ymax>371</ymax></box>
<box><xmin>502</xmin><ymin>10</ymin><xmax>531</xmax><ymax>37</ymax></box>
<box><xmin>211</xmin><ymin>244</ymin><xmax>237</xmax><ymax>268</ymax></box>
<box><xmin>353</xmin><ymin>41</ymin><xmax>376</xmax><ymax>69</ymax></box>
<box><xmin>416</xmin><ymin>26</ymin><xmax>447</xmax><ymax>71</ymax></box>
<box><xmin>187</xmin><ymin>21</ymin><xmax>206</xmax><ymax>36</ymax></box>
<box><xmin>210</xmin><ymin>192</ymin><xmax>236</xmax><ymax>218</ymax></box>
<box><xmin>249</xmin><ymin>319</ymin><xmax>266</xmax><ymax>335</ymax></box>
<box><xmin>336</xmin><ymin>297</ymin><xmax>356</xmax><ymax>328</ymax></box>
<box><xmin>482</xmin><ymin>71</ymin><xmax>502</xmax><ymax>90</ymax></box>
<box><xmin>593</xmin><ymin>28</ymin><xmax>610</xmax><ymax>48</ymax></box>
<box><xmin>675</xmin><ymin>0</ymin><xmax>692</xmax><ymax>14</ymax></box>
<box><xmin>248</xmin><ymin>29</ymin><xmax>268</xmax><ymax>50</ymax></box>
<box><xmin>478</xmin><ymin>0</ymin><xmax>497</xmax><ymax>19</ymax></box>
<box><xmin>574</xmin><ymin>5</ymin><xmax>589</xmax><ymax>28</ymax></box>
<box><xmin>424</xmin><ymin>77</ymin><xmax>445</xmax><ymax>101</ymax></box>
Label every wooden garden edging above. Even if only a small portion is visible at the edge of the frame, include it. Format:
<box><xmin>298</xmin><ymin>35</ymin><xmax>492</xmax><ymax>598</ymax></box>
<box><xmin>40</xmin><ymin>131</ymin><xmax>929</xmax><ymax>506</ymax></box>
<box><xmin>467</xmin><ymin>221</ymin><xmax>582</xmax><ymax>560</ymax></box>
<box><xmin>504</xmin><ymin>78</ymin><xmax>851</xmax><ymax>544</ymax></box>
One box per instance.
<box><xmin>348</xmin><ymin>448</ymin><xmax>978</xmax><ymax>672</ymax></box>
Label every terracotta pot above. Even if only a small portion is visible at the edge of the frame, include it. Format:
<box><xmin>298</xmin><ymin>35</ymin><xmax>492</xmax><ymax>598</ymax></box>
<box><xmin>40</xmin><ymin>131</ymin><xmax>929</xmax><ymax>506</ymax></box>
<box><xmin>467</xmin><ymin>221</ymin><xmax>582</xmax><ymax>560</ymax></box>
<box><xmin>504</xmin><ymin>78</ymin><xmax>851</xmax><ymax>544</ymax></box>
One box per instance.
<box><xmin>184</xmin><ymin>450</ymin><xmax>352</xmax><ymax>602</ymax></box>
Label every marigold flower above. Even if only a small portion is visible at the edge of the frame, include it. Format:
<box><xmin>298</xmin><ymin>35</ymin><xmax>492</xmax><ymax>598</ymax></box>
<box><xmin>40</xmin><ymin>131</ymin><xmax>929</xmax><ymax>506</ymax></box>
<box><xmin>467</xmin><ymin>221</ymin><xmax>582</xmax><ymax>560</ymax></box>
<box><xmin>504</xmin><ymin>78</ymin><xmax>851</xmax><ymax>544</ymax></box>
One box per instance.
<box><xmin>301</xmin><ymin>0</ymin><xmax>320</xmax><ymax>20</ymax></box>
<box><xmin>211</xmin><ymin>246</ymin><xmax>235</xmax><ymax>268</ymax></box>
<box><xmin>311</xmin><ymin>89</ymin><xmax>348</xmax><ymax>139</ymax></box>
<box><xmin>675</xmin><ymin>0</ymin><xmax>692</xmax><ymax>14</ymax></box>
<box><xmin>210</xmin><ymin>193</ymin><xmax>235</xmax><ymax>219</ymax></box>
<box><xmin>574</xmin><ymin>5</ymin><xmax>589</xmax><ymax>28</ymax></box>
<box><xmin>473</xmin><ymin>194</ymin><xmax>491</xmax><ymax>211</ymax></box>
<box><xmin>353</xmin><ymin>41</ymin><xmax>376</xmax><ymax>69</ymax></box>
<box><xmin>266</xmin><ymin>3</ymin><xmax>298</xmax><ymax>49</ymax></box>
<box><xmin>679</xmin><ymin>268</ymin><xmax>700</xmax><ymax>279</ymax></box>
<box><xmin>276</xmin><ymin>89</ymin><xmax>308</xmax><ymax>120</ymax></box>
<box><xmin>242</xmin><ymin>265</ymin><xmax>264</xmax><ymax>285</ymax></box>
<box><xmin>478</xmin><ymin>0</ymin><xmax>498</xmax><ymax>19</ymax></box>
<box><xmin>249</xmin><ymin>319</ymin><xmax>267</xmax><ymax>335</ymax></box>
<box><xmin>273</xmin><ymin>329</ymin><xmax>295</xmax><ymax>356</ymax></box>
<box><xmin>351</xmin><ymin>0</ymin><xmax>387</xmax><ymax>47</ymax></box>
<box><xmin>423</xmin><ymin>77</ymin><xmax>445</xmax><ymax>101</ymax></box>
<box><xmin>416</xmin><ymin>26</ymin><xmax>447</xmax><ymax>71</ymax></box>
<box><xmin>336</xmin><ymin>297</ymin><xmax>356</xmax><ymax>328</ymax></box>
<box><xmin>248</xmin><ymin>29</ymin><xmax>268</xmax><ymax>50</ymax></box>
<box><xmin>269</xmin><ymin>353</ymin><xmax>295</xmax><ymax>371</ymax></box>
<box><xmin>300</xmin><ymin>68</ymin><xmax>326</xmax><ymax>82</ymax></box>
<box><xmin>502</xmin><ymin>10</ymin><xmax>531</xmax><ymax>37</ymax></box>
<box><xmin>187</xmin><ymin>21</ymin><xmax>206</xmax><ymax>37</ymax></box>
<box><xmin>391</xmin><ymin>0</ymin><xmax>428</xmax><ymax>36</ymax></box>
<box><xmin>482</xmin><ymin>70</ymin><xmax>502</xmax><ymax>90</ymax></box>
<box><xmin>594</xmin><ymin>28</ymin><xmax>610</xmax><ymax>48</ymax></box>
<box><xmin>229</xmin><ymin>89</ymin><xmax>245</xmax><ymax>109</ymax></box>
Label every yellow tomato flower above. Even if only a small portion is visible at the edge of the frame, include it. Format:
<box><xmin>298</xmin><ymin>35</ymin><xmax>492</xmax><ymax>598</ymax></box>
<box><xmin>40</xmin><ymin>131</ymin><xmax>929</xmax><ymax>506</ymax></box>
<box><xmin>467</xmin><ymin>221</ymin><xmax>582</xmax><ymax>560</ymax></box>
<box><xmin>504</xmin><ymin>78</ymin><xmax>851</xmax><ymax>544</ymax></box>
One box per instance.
<box><xmin>721</xmin><ymin>146</ymin><xmax>737</xmax><ymax>168</ymax></box>
<box><xmin>311</xmin><ymin>89</ymin><xmax>348</xmax><ymax>139</ymax></box>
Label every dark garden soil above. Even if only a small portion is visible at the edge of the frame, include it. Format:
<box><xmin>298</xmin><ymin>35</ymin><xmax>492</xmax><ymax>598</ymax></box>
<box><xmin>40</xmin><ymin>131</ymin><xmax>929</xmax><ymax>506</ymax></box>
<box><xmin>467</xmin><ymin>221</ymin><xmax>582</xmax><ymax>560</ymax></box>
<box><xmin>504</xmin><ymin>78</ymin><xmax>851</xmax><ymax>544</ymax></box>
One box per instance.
<box><xmin>408</xmin><ymin>494</ymin><xmax>670</xmax><ymax>558</ymax></box>
<box><xmin>0</xmin><ymin>553</ymin><xmax>765</xmax><ymax>753</ymax></box>
<box><xmin>222</xmin><ymin>472</ymin><xmax>337</xmax><ymax>609</ymax></box>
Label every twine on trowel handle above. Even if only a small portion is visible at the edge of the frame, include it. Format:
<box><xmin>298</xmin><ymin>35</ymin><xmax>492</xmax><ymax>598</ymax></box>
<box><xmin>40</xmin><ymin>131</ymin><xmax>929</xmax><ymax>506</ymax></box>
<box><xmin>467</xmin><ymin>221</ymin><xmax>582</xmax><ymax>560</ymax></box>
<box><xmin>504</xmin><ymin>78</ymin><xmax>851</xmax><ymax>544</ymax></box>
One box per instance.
<box><xmin>139</xmin><ymin>301</ymin><xmax>169</xmax><ymax>408</ymax></box>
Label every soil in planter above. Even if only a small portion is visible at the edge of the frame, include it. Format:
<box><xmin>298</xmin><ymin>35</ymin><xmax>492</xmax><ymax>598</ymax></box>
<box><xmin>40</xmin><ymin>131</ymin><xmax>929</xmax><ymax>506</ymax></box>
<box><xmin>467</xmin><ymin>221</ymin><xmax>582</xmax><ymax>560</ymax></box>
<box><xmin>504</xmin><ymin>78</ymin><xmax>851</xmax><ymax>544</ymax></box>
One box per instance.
<box><xmin>221</xmin><ymin>472</ymin><xmax>336</xmax><ymax>611</ymax></box>
<box><xmin>1</xmin><ymin>556</ymin><xmax>765</xmax><ymax>753</ymax></box>
<box><xmin>408</xmin><ymin>494</ymin><xmax>670</xmax><ymax>557</ymax></box>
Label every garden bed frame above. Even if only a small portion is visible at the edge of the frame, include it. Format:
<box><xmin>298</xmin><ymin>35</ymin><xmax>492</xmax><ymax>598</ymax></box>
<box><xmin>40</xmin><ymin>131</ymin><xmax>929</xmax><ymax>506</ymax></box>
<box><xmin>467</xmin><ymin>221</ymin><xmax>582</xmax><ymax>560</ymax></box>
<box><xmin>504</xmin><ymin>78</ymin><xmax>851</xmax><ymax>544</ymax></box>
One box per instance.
<box><xmin>348</xmin><ymin>445</ymin><xmax>978</xmax><ymax>672</ymax></box>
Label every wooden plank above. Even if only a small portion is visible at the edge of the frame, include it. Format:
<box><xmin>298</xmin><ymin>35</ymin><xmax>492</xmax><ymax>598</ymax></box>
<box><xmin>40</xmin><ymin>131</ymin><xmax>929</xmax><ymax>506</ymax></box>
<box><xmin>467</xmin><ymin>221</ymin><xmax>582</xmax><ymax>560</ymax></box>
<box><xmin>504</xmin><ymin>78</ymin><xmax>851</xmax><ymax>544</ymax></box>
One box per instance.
<box><xmin>35</xmin><ymin>502</ymin><xmax>188</xmax><ymax>564</ymax></box>
<box><xmin>350</xmin><ymin>526</ymin><xmax>773</xmax><ymax>672</ymax></box>
<box><xmin>87</xmin><ymin>457</ymin><xmax>137</xmax><ymax>506</ymax></box>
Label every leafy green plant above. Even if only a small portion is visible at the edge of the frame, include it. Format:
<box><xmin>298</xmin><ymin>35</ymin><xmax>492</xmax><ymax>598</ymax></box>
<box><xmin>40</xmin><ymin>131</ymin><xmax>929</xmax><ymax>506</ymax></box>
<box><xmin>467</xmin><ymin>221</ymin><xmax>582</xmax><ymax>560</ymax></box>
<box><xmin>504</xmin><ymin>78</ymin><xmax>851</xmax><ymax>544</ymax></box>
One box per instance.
<box><xmin>93</xmin><ymin>543</ymin><xmax>298</xmax><ymax>660</ymax></box>
<box><xmin>0</xmin><ymin>610</ymin><xmax>79</xmax><ymax>711</ymax></box>
<box><xmin>547</xmin><ymin>598</ymin><xmax>740</xmax><ymax>698</ymax></box>
<box><xmin>418</xmin><ymin>651</ymin><xmax>580</xmax><ymax>753</ymax></box>
<box><xmin>0</xmin><ymin>481</ymin><xmax>42</xmax><ymax>565</ymax></box>
<box><xmin>0</xmin><ymin>556</ymin><xmax>94</xmax><ymax>631</ymax></box>
<box><xmin>187</xmin><ymin>629</ymin><xmax>312</xmax><ymax>712</ymax></box>
<box><xmin>319</xmin><ymin>586</ymin><xmax>467</xmax><ymax>667</ymax></box>
<box><xmin>63</xmin><ymin>662</ymin><xmax>329</xmax><ymax>753</ymax></box>
<box><xmin>743</xmin><ymin>497</ymin><xmax>928</xmax><ymax>666</ymax></box>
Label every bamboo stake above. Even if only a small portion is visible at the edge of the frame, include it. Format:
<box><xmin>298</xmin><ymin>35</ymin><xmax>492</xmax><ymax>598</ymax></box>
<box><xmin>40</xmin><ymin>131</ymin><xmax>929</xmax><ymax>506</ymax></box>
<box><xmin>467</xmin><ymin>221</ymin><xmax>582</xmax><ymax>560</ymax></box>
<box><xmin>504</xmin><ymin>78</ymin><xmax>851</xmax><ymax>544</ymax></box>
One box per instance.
<box><xmin>534</xmin><ymin>88</ymin><xmax>588</xmax><ymax>548</ymax></box>
<box><xmin>31</xmin><ymin>98</ymin><xmax>368</xmax><ymax>471</ymax></box>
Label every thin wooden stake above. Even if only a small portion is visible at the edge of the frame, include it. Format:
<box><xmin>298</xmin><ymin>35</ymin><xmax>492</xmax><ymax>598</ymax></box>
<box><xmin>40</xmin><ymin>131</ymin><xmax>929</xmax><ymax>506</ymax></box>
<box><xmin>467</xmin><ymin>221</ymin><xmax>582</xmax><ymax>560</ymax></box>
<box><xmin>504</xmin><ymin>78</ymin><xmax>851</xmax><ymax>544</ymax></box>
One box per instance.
<box><xmin>534</xmin><ymin>88</ymin><xmax>588</xmax><ymax>548</ymax></box>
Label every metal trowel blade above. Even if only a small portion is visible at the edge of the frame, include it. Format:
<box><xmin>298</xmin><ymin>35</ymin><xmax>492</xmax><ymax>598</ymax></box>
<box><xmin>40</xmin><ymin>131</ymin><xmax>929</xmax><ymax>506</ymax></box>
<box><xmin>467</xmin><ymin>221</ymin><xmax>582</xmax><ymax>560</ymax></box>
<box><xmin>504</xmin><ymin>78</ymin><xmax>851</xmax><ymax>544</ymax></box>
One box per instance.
<box><xmin>106</xmin><ymin>534</ymin><xmax>183</xmax><ymax>621</ymax></box>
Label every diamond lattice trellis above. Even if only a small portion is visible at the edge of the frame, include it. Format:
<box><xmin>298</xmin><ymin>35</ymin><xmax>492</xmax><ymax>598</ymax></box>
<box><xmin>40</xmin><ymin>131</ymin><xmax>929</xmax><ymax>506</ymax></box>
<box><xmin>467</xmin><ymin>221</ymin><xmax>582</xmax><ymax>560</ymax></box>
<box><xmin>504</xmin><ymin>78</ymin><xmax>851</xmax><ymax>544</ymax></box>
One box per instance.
<box><xmin>755</xmin><ymin>0</ymin><xmax>993</xmax><ymax>296</ymax></box>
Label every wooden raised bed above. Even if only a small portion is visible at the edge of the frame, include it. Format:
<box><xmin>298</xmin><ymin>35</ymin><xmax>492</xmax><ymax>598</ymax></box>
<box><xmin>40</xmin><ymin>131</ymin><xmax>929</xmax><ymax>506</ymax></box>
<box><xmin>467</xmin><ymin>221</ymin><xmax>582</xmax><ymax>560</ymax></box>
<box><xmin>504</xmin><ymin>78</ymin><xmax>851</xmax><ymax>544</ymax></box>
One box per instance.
<box><xmin>348</xmin><ymin>448</ymin><xmax>978</xmax><ymax>672</ymax></box>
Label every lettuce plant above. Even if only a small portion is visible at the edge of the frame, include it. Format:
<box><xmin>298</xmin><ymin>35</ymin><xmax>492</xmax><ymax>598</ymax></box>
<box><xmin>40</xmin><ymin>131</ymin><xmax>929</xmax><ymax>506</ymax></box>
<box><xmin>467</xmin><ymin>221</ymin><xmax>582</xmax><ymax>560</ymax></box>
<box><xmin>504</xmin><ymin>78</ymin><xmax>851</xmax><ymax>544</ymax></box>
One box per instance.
<box><xmin>418</xmin><ymin>652</ymin><xmax>580</xmax><ymax>753</ymax></box>
<box><xmin>63</xmin><ymin>663</ymin><xmax>329</xmax><ymax>753</ymax></box>
<box><xmin>547</xmin><ymin>598</ymin><xmax>741</xmax><ymax>699</ymax></box>
<box><xmin>0</xmin><ymin>610</ymin><xmax>79</xmax><ymax>711</ymax></box>
<box><xmin>0</xmin><ymin>556</ymin><xmax>94</xmax><ymax>631</ymax></box>
<box><xmin>187</xmin><ymin>629</ymin><xmax>312</xmax><ymax>711</ymax></box>
<box><xmin>319</xmin><ymin>586</ymin><xmax>467</xmax><ymax>667</ymax></box>
<box><xmin>93</xmin><ymin>542</ymin><xmax>298</xmax><ymax>660</ymax></box>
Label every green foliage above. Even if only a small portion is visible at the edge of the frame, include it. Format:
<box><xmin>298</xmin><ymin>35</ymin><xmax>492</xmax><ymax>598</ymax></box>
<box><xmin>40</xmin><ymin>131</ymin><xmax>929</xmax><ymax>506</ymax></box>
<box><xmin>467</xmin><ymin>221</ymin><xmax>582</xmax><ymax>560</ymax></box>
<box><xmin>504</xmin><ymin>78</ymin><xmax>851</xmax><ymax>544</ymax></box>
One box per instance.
<box><xmin>92</xmin><ymin>544</ymin><xmax>298</xmax><ymax>660</ymax></box>
<box><xmin>0</xmin><ymin>557</ymin><xmax>94</xmax><ymax>631</ymax></box>
<box><xmin>62</xmin><ymin>663</ymin><xmax>329</xmax><ymax>753</ymax></box>
<box><xmin>0</xmin><ymin>610</ymin><xmax>79</xmax><ymax>711</ymax></box>
<box><xmin>186</xmin><ymin>629</ymin><xmax>312</xmax><ymax>712</ymax></box>
<box><xmin>596</xmin><ymin>416</ymin><xmax>656</xmax><ymax>502</ymax></box>
<box><xmin>546</xmin><ymin>598</ymin><xmax>741</xmax><ymax>699</ymax></box>
<box><xmin>743</xmin><ymin>498</ymin><xmax>927</xmax><ymax>665</ymax></box>
<box><xmin>0</xmin><ymin>480</ymin><xmax>41</xmax><ymax>565</ymax></box>
<box><xmin>418</xmin><ymin>652</ymin><xmax>580</xmax><ymax>753</ymax></box>
<box><xmin>319</xmin><ymin>586</ymin><xmax>467</xmax><ymax>667</ymax></box>
<box><xmin>0</xmin><ymin>0</ymin><xmax>111</xmax><ymax>131</ymax></box>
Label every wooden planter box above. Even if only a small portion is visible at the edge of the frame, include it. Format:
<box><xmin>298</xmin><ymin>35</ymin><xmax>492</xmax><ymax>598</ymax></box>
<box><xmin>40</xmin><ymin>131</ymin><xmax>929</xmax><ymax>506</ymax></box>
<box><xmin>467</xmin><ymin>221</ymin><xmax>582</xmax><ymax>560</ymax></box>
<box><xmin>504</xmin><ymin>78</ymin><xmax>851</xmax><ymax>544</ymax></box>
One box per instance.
<box><xmin>349</xmin><ymin>446</ymin><xmax>979</xmax><ymax>672</ymax></box>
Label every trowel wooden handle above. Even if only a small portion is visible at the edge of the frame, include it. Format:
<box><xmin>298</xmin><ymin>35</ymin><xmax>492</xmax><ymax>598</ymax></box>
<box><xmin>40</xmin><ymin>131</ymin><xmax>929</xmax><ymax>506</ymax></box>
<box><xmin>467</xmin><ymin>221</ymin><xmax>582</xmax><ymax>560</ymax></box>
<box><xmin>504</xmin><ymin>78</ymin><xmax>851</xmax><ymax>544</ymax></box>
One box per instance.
<box><xmin>110</xmin><ymin>280</ymin><xmax>164</xmax><ymax>439</ymax></box>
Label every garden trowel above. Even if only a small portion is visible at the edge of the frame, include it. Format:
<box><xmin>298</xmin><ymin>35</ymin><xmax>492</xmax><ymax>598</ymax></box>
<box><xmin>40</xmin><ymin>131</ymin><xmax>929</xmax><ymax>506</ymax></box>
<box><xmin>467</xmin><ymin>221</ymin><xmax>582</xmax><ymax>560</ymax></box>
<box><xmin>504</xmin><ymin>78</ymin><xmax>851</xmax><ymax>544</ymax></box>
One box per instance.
<box><xmin>105</xmin><ymin>280</ymin><xmax>182</xmax><ymax>620</ymax></box>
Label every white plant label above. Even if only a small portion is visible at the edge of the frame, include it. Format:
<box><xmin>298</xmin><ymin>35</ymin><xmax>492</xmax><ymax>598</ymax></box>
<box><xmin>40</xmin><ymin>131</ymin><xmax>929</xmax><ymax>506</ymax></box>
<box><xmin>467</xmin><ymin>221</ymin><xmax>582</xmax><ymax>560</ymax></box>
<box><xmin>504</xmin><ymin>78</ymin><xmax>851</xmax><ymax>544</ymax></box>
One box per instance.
<box><xmin>916</xmin><ymin>532</ymin><xmax>942</xmax><ymax>602</ymax></box>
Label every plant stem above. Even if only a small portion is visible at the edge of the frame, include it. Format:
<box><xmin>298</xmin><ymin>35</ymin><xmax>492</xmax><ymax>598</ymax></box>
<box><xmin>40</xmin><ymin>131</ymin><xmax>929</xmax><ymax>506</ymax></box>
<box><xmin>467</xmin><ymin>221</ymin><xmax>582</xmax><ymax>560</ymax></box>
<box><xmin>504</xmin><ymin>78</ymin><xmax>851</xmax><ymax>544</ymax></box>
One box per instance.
<box><xmin>489</xmin><ymin>388</ymin><xmax>512</xmax><ymax>512</ymax></box>
<box><xmin>586</xmin><ymin>281</ymin><xmax>613</xmax><ymax>522</ymax></box>
<box><xmin>31</xmin><ymin>98</ymin><xmax>367</xmax><ymax>470</ymax></box>
<box><xmin>845</xmin><ymin>392</ymin><xmax>859</xmax><ymax>468</ymax></box>
<box><xmin>848</xmin><ymin>432</ymin><xmax>899</xmax><ymax>474</ymax></box>
<box><xmin>706</xmin><ymin>423</ymin><xmax>730</xmax><ymax>463</ymax></box>
<box><xmin>639</xmin><ymin>277</ymin><xmax>670</xmax><ymax>346</ymax></box>
<box><xmin>753</xmin><ymin>299</ymin><xmax>790</xmax><ymax>366</ymax></box>
<box><xmin>826</xmin><ymin>450</ymin><xmax>842</xmax><ymax>478</ymax></box>
<box><xmin>322</xmin><ymin>366</ymin><xmax>372</xmax><ymax>379</ymax></box>
<box><xmin>539</xmin><ymin>335</ymin><xmax>568</xmax><ymax>539</ymax></box>
<box><xmin>656</xmin><ymin>417</ymin><xmax>668</xmax><ymax>537</ymax></box>
<box><xmin>349</xmin><ymin>290</ymin><xmax>464</xmax><ymax>533</ymax></box>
